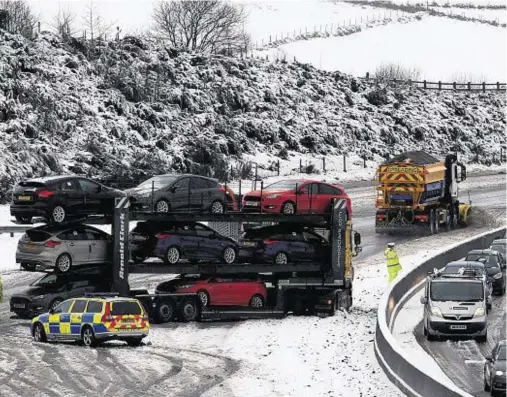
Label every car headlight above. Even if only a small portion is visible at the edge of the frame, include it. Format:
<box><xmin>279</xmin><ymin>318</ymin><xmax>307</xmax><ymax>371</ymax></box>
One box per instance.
<box><xmin>496</xmin><ymin>370</ymin><xmax>504</xmax><ymax>376</ymax></box>
<box><xmin>474</xmin><ymin>307</ymin><xmax>485</xmax><ymax>317</ymax></box>
<box><xmin>178</xmin><ymin>284</ymin><xmax>195</xmax><ymax>289</ymax></box>
<box><xmin>33</xmin><ymin>295</ymin><xmax>45</xmax><ymax>300</ymax></box>
<box><xmin>493</xmin><ymin>273</ymin><xmax>503</xmax><ymax>279</ymax></box>
<box><xmin>264</xmin><ymin>194</ymin><xmax>281</xmax><ymax>200</ymax></box>
<box><xmin>430</xmin><ymin>307</ymin><xmax>442</xmax><ymax>317</ymax></box>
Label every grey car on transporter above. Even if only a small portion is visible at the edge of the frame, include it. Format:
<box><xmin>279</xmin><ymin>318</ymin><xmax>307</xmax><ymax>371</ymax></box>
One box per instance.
<box><xmin>16</xmin><ymin>223</ymin><xmax>111</xmax><ymax>273</ymax></box>
<box><xmin>125</xmin><ymin>174</ymin><xmax>228</xmax><ymax>213</ymax></box>
<box><xmin>10</xmin><ymin>266</ymin><xmax>112</xmax><ymax>318</ymax></box>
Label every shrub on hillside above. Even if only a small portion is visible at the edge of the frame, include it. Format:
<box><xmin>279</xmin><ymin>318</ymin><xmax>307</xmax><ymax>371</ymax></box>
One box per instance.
<box><xmin>373</xmin><ymin>63</ymin><xmax>421</xmax><ymax>82</ymax></box>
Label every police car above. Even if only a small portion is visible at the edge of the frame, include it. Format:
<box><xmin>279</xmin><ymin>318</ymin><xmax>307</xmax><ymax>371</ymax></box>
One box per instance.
<box><xmin>30</xmin><ymin>294</ymin><xmax>150</xmax><ymax>347</ymax></box>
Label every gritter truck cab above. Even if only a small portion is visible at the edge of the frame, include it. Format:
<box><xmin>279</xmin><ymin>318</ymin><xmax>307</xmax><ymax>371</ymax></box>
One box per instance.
<box><xmin>375</xmin><ymin>150</ymin><xmax>470</xmax><ymax>234</ymax></box>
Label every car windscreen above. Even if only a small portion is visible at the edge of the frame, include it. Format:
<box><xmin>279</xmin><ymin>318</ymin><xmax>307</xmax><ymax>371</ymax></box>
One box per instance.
<box><xmin>137</xmin><ymin>176</ymin><xmax>178</xmax><ymax>189</ymax></box>
<box><xmin>31</xmin><ymin>274</ymin><xmax>65</xmax><ymax>287</ymax></box>
<box><xmin>264</xmin><ymin>180</ymin><xmax>302</xmax><ymax>191</ymax></box>
<box><xmin>491</xmin><ymin>244</ymin><xmax>506</xmax><ymax>256</ymax></box>
<box><xmin>441</xmin><ymin>265</ymin><xmax>484</xmax><ymax>275</ymax></box>
<box><xmin>430</xmin><ymin>282</ymin><xmax>483</xmax><ymax>302</ymax></box>
<box><xmin>498</xmin><ymin>346</ymin><xmax>506</xmax><ymax>361</ymax></box>
<box><xmin>111</xmin><ymin>301</ymin><xmax>142</xmax><ymax>315</ymax></box>
<box><xmin>466</xmin><ymin>254</ymin><xmax>498</xmax><ymax>267</ymax></box>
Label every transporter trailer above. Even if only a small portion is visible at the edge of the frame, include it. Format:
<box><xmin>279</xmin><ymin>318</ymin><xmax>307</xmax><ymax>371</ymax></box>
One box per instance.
<box><xmin>109</xmin><ymin>197</ymin><xmax>362</xmax><ymax>322</ymax></box>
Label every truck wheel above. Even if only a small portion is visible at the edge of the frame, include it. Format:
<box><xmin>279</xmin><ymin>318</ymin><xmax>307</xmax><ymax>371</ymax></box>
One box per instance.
<box><xmin>180</xmin><ymin>299</ymin><xmax>199</xmax><ymax>322</ymax></box>
<box><xmin>428</xmin><ymin>210</ymin><xmax>435</xmax><ymax>235</ymax></box>
<box><xmin>156</xmin><ymin>299</ymin><xmax>175</xmax><ymax>323</ymax></box>
<box><xmin>336</xmin><ymin>290</ymin><xmax>352</xmax><ymax>312</ymax></box>
<box><xmin>445</xmin><ymin>206</ymin><xmax>452</xmax><ymax>232</ymax></box>
<box><xmin>433</xmin><ymin>210</ymin><xmax>439</xmax><ymax>234</ymax></box>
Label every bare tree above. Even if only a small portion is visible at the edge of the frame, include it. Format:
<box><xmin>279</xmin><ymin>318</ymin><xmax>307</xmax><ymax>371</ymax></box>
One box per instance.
<box><xmin>51</xmin><ymin>7</ymin><xmax>78</xmax><ymax>39</ymax></box>
<box><xmin>0</xmin><ymin>0</ymin><xmax>38</xmax><ymax>38</ymax></box>
<box><xmin>83</xmin><ymin>0</ymin><xmax>115</xmax><ymax>40</ymax></box>
<box><xmin>153</xmin><ymin>0</ymin><xmax>250</xmax><ymax>54</ymax></box>
<box><xmin>373</xmin><ymin>62</ymin><xmax>421</xmax><ymax>82</ymax></box>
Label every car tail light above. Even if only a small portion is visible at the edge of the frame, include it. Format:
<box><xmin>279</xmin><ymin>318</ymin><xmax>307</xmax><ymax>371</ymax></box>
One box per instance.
<box><xmin>44</xmin><ymin>240</ymin><xmax>61</xmax><ymax>248</ymax></box>
<box><xmin>142</xmin><ymin>313</ymin><xmax>149</xmax><ymax>321</ymax></box>
<box><xmin>263</xmin><ymin>239</ymin><xmax>279</xmax><ymax>245</ymax></box>
<box><xmin>101</xmin><ymin>302</ymin><xmax>113</xmax><ymax>322</ymax></box>
<box><xmin>155</xmin><ymin>233</ymin><xmax>172</xmax><ymax>239</ymax></box>
<box><xmin>38</xmin><ymin>190</ymin><xmax>55</xmax><ymax>198</ymax></box>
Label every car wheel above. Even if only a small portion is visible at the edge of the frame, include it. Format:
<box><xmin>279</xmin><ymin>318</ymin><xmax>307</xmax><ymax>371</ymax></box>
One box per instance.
<box><xmin>155</xmin><ymin>200</ymin><xmax>170</xmax><ymax>213</ymax></box>
<box><xmin>81</xmin><ymin>325</ymin><xmax>97</xmax><ymax>347</ymax></box>
<box><xmin>484</xmin><ymin>369</ymin><xmax>491</xmax><ymax>391</ymax></box>
<box><xmin>51</xmin><ymin>205</ymin><xmax>66</xmax><ymax>223</ymax></box>
<box><xmin>49</xmin><ymin>299</ymin><xmax>62</xmax><ymax>311</ymax></box>
<box><xmin>156</xmin><ymin>299</ymin><xmax>175</xmax><ymax>323</ymax></box>
<box><xmin>164</xmin><ymin>246</ymin><xmax>180</xmax><ymax>265</ymax></box>
<box><xmin>15</xmin><ymin>215</ymin><xmax>32</xmax><ymax>224</ymax></box>
<box><xmin>281</xmin><ymin>202</ymin><xmax>296</xmax><ymax>214</ymax></box>
<box><xmin>33</xmin><ymin>322</ymin><xmax>47</xmax><ymax>343</ymax></box>
<box><xmin>249</xmin><ymin>294</ymin><xmax>264</xmax><ymax>308</ymax></box>
<box><xmin>222</xmin><ymin>246</ymin><xmax>236</xmax><ymax>264</ymax></box>
<box><xmin>210</xmin><ymin>200</ymin><xmax>225</xmax><ymax>213</ymax></box>
<box><xmin>55</xmin><ymin>253</ymin><xmax>72</xmax><ymax>273</ymax></box>
<box><xmin>126</xmin><ymin>337</ymin><xmax>143</xmax><ymax>347</ymax></box>
<box><xmin>197</xmin><ymin>290</ymin><xmax>210</xmax><ymax>307</ymax></box>
<box><xmin>180</xmin><ymin>299</ymin><xmax>199</xmax><ymax>322</ymax></box>
<box><xmin>21</xmin><ymin>262</ymin><xmax>36</xmax><ymax>271</ymax></box>
<box><xmin>274</xmin><ymin>252</ymin><xmax>289</xmax><ymax>265</ymax></box>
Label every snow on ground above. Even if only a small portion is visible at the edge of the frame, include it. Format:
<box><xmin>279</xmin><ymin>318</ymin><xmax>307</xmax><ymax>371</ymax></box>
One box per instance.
<box><xmin>243</xmin><ymin>0</ymin><xmax>394</xmax><ymax>45</ymax></box>
<box><xmin>372</xmin><ymin>0</ymin><xmax>506</xmax><ymax>5</ymax></box>
<box><xmin>260</xmin><ymin>16</ymin><xmax>506</xmax><ymax>81</ymax></box>
<box><xmin>392</xmin><ymin>289</ymin><xmax>456</xmax><ymax>384</ymax></box>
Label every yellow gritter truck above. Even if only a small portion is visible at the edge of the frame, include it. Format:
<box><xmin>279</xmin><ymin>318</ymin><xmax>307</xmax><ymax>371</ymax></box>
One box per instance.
<box><xmin>375</xmin><ymin>150</ymin><xmax>472</xmax><ymax>233</ymax></box>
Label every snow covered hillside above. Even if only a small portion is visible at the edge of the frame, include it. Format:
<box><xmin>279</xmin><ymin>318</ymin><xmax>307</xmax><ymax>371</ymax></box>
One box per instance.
<box><xmin>0</xmin><ymin>29</ymin><xmax>505</xmax><ymax>201</ymax></box>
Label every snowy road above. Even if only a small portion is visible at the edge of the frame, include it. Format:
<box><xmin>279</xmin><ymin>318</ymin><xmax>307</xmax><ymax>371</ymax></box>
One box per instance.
<box><xmin>414</xmin><ymin>292</ymin><xmax>506</xmax><ymax>397</ymax></box>
<box><xmin>0</xmin><ymin>172</ymin><xmax>504</xmax><ymax>397</ymax></box>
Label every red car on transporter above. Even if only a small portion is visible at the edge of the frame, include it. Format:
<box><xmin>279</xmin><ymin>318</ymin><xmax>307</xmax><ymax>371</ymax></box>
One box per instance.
<box><xmin>241</xmin><ymin>179</ymin><xmax>352</xmax><ymax>218</ymax></box>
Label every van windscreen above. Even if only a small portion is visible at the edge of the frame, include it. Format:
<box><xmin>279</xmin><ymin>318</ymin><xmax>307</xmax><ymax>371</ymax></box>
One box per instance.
<box><xmin>430</xmin><ymin>282</ymin><xmax>483</xmax><ymax>302</ymax></box>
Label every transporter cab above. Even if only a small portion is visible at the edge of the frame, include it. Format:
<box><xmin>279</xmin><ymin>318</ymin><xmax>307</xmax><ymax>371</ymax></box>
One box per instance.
<box><xmin>420</xmin><ymin>268</ymin><xmax>489</xmax><ymax>342</ymax></box>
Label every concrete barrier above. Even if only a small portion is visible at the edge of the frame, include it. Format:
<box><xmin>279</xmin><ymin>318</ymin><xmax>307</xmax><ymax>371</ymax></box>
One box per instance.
<box><xmin>374</xmin><ymin>226</ymin><xmax>507</xmax><ymax>397</ymax></box>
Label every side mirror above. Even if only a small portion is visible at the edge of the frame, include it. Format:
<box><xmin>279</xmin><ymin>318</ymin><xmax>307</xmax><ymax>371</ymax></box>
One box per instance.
<box><xmin>170</xmin><ymin>186</ymin><xmax>177</xmax><ymax>193</ymax></box>
<box><xmin>485</xmin><ymin>355</ymin><xmax>493</xmax><ymax>362</ymax></box>
<box><xmin>420</xmin><ymin>296</ymin><xmax>428</xmax><ymax>304</ymax></box>
<box><xmin>49</xmin><ymin>308</ymin><xmax>55</xmax><ymax>315</ymax></box>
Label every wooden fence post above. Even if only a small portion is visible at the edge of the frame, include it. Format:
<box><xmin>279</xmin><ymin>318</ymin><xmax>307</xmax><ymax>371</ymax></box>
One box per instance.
<box><xmin>497</xmin><ymin>82</ymin><xmax>500</xmax><ymax>90</ymax></box>
<box><xmin>363</xmin><ymin>156</ymin><xmax>367</xmax><ymax>168</ymax></box>
<box><xmin>366</xmin><ymin>72</ymin><xmax>370</xmax><ymax>79</ymax></box>
<box><xmin>468</xmin><ymin>82</ymin><xmax>471</xmax><ymax>90</ymax></box>
<box><xmin>343</xmin><ymin>155</ymin><xmax>347</xmax><ymax>172</ymax></box>
<box><xmin>438</xmin><ymin>81</ymin><xmax>442</xmax><ymax>90</ymax></box>
<box><xmin>482</xmin><ymin>82</ymin><xmax>486</xmax><ymax>92</ymax></box>
<box><xmin>423</xmin><ymin>80</ymin><xmax>427</xmax><ymax>89</ymax></box>
<box><xmin>269</xmin><ymin>35</ymin><xmax>271</xmax><ymax>43</ymax></box>
<box><xmin>453</xmin><ymin>82</ymin><xmax>456</xmax><ymax>90</ymax></box>
<box><xmin>323</xmin><ymin>157</ymin><xmax>326</xmax><ymax>173</ymax></box>
<box><xmin>300</xmin><ymin>159</ymin><xmax>303</xmax><ymax>173</ymax></box>
<box><xmin>277</xmin><ymin>160</ymin><xmax>280</xmax><ymax>176</ymax></box>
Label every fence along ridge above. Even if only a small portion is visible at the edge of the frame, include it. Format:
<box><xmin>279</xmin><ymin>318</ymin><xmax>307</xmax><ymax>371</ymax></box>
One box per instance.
<box><xmin>363</xmin><ymin>73</ymin><xmax>506</xmax><ymax>91</ymax></box>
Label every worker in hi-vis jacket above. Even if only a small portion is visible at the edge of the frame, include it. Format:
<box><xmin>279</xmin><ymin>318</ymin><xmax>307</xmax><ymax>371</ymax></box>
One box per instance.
<box><xmin>385</xmin><ymin>242</ymin><xmax>402</xmax><ymax>283</ymax></box>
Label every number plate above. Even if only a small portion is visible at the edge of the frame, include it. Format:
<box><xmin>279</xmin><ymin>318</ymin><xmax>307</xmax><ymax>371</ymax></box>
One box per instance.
<box><xmin>13</xmin><ymin>304</ymin><xmax>25</xmax><ymax>308</ymax></box>
<box><xmin>245</xmin><ymin>201</ymin><xmax>259</xmax><ymax>206</ymax></box>
<box><xmin>121</xmin><ymin>318</ymin><xmax>135</xmax><ymax>323</ymax></box>
<box><xmin>25</xmin><ymin>243</ymin><xmax>36</xmax><ymax>249</ymax></box>
<box><xmin>17</xmin><ymin>195</ymin><xmax>32</xmax><ymax>201</ymax></box>
<box><xmin>450</xmin><ymin>325</ymin><xmax>467</xmax><ymax>330</ymax></box>
<box><xmin>241</xmin><ymin>242</ymin><xmax>256</xmax><ymax>247</ymax></box>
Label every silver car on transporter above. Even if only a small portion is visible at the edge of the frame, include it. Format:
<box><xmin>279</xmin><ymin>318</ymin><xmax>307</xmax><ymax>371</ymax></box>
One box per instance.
<box><xmin>16</xmin><ymin>223</ymin><xmax>111</xmax><ymax>273</ymax></box>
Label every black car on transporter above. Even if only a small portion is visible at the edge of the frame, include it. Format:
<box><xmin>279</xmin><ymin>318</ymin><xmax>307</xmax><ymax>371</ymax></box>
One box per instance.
<box><xmin>125</xmin><ymin>174</ymin><xmax>228</xmax><ymax>213</ymax></box>
<box><xmin>10</xmin><ymin>176</ymin><xmax>125</xmax><ymax>224</ymax></box>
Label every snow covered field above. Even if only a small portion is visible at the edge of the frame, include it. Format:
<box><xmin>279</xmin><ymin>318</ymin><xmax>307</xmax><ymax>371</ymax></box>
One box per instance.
<box><xmin>261</xmin><ymin>16</ymin><xmax>506</xmax><ymax>81</ymax></box>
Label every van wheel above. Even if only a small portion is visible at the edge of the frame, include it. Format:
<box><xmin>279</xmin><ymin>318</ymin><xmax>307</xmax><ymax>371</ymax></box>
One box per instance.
<box><xmin>476</xmin><ymin>332</ymin><xmax>487</xmax><ymax>343</ymax></box>
<box><xmin>81</xmin><ymin>326</ymin><xmax>97</xmax><ymax>347</ymax></box>
<box><xmin>33</xmin><ymin>322</ymin><xmax>47</xmax><ymax>343</ymax></box>
<box><xmin>55</xmin><ymin>254</ymin><xmax>72</xmax><ymax>273</ymax></box>
<box><xmin>484</xmin><ymin>369</ymin><xmax>491</xmax><ymax>391</ymax></box>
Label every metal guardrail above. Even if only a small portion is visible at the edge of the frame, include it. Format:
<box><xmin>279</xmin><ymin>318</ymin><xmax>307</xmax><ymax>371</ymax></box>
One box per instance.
<box><xmin>374</xmin><ymin>226</ymin><xmax>506</xmax><ymax>397</ymax></box>
<box><xmin>0</xmin><ymin>226</ymin><xmax>30</xmax><ymax>236</ymax></box>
